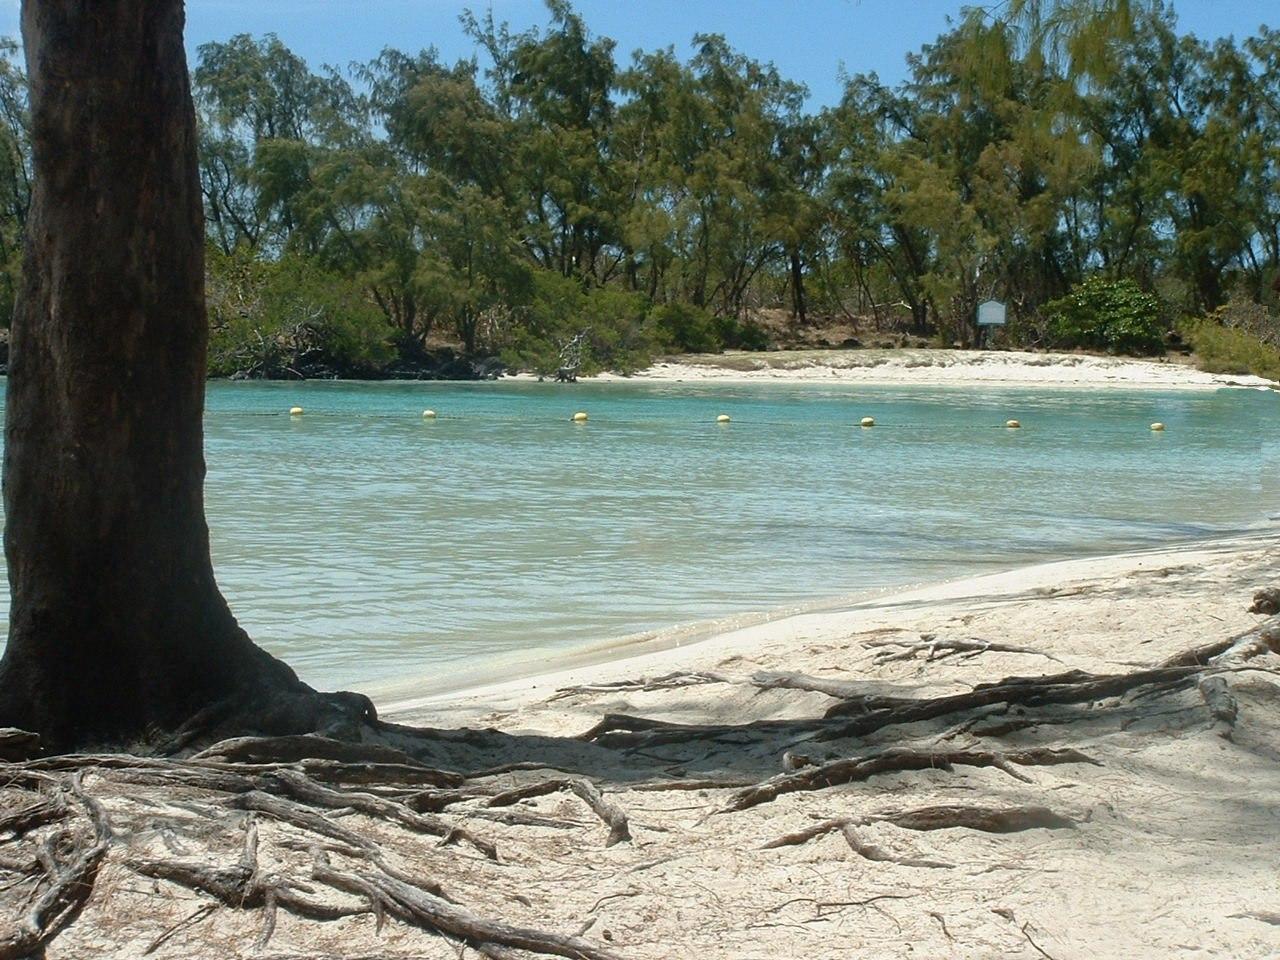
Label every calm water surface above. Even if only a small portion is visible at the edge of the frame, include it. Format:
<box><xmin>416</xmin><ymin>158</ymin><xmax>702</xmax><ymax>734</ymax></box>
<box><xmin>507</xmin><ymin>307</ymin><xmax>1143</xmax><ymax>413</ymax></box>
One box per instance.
<box><xmin>1</xmin><ymin>378</ymin><xmax>1276</xmax><ymax>689</ymax></box>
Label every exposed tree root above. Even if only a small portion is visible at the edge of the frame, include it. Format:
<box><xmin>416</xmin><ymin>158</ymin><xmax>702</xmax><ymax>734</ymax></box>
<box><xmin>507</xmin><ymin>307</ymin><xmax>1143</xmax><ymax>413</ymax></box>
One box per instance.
<box><xmin>1197</xmin><ymin>677</ymin><xmax>1238</xmax><ymax>728</ymax></box>
<box><xmin>1249</xmin><ymin>588</ymin><xmax>1280</xmax><ymax>616</ymax></box>
<box><xmin>573</xmin><ymin>646</ymin><xmax>1249</xmax><ymax>753</ymax></box>
<box><xmin>1161</xmin><ymin>614</ymin><xmax>1280</xmax><ymax>667</ymax></box>
<box><xmin>749</xmin><ymin>671</ymin><xmax>922</xmax><ymax>701</ymax></box>
<box><xmin>818</xmin><ymin>664</ymin><xmax>1206</xmax><ymax>740</ymax></box>
<box><xmin>723</xmin><ymin>747</ymin><xmax>1097</xmax><ymax>813</ymax></box>
<box><xmin>313</xmin><ymin>853</ymin><xmax>624</xmax><ymax>960</ymax></box>
<box><xmin>0</xmin><ymin>755</ymin><xmax>623</xmax><ymax>959</ymax></box>
<box><xmin>550</xmin><ymin>671</ymin><xmax>728</xmax><ymax>701</ymax></box>
<box><xmin>864</xmin><ymin>635</ymin><xmax>1063</xmax><ymax>665</ymax></box>
<box><xmin>577</xmin><ymin>713</ymin><xmax>825</xmax><ymax>750</ymax></box>
<box><xmin>488</xmin><ymin>779</ymin><xmax>632</xmax><ymax>847</ymax></box>
<box><xmin>1231</xmin><ymin>910</ymin><xmax>1280</xmax><ymax>925</ymax></box>
<box><xmin>0</xmin><ymin>730</ymin><xmax>41</xmax><ymax>763</ymax></box>
<box><xmin>2</xmin><ymin>614</ymin><xmax>1273</xmax><ymax>957</ymax></box>
<box><xmin>878</xmin><ymin>804</ymin><xmax>1075</xmax><ymax>833</ymax></box>
<box><xmin>763</xmin><ymin>803</ymin><xmax>1073</xmax><ymax>851</ymax></box>
<box><xmin>0</xmin><ymin>796</ymin><xmax>67</xmax><ymax>837</ymax></box>
<box><xmin>0</xmin><ymin>776</ymin><xmax>110</xmax><ymax>960</ymax></box>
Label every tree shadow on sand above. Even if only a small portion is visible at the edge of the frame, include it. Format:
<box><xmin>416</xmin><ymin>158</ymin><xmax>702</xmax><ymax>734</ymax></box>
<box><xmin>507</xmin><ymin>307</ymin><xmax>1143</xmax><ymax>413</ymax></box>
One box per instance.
<box><xmin>2</xmin><ymin>612</ymin><xmax>1276</xmax><ymax>960</ymax></box>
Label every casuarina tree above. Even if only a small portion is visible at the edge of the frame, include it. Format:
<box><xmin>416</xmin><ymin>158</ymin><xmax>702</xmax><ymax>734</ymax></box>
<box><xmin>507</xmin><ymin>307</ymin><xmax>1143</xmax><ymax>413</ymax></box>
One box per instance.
<box><xmin>0</xmin><ymin>0</ymin><xmax>371</xmax><ymax>751</ymax></box>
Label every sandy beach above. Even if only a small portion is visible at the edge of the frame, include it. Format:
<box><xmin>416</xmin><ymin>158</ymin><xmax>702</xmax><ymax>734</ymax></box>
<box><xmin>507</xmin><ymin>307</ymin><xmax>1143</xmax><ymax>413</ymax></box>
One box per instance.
<box><xmin>350</xmin><ymin>529</ymin><xmax>1280</xmax><ymax>960</ymax></box>
<box><xmin>592</xmin><ymin>348</ymin><xmax>1278</xmax><ymax>389</ymax></box>
<box><xmin>25</xmin><ymin>517</ymin><xmax>1280</xmax><ymax>960</ymax></box>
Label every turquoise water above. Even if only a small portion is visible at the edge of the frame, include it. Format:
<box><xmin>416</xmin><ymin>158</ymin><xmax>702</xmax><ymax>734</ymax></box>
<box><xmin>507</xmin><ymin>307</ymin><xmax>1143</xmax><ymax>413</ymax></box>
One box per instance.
<box><xmin>0</xmin><ymin>379</ymin><xmax>1276</xmax><ymax>690</ymax></box>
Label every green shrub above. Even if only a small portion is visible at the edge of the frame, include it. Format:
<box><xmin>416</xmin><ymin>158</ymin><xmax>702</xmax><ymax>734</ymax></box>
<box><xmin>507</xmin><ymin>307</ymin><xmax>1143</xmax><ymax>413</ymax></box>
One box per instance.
<box><xmin>650</xmin><ymin>302</ymin><xmax>719</xmax><ymax>354</ymax></box>
<box><xmin>500</xmin><ymin>273</ymin><xmax>661</xmax><ymax>376</ymax></box>
<box><xmin>1209</xmin><ymin>299</ymin><xmax>1280</xmax><ymax>348</ymax></box>
<box><xmin>1043</xmin><ymin>277</ymin><xmax>1165</xmax><ymax>356</ymax></box>
<box><xmin>497</xmin><ymin>272</ymin><xmax>583</xmax><ymax>375</ymax></box>
<box><xmin>207</xmin><ymin>249</ymin><xmax>394</xmax><ymax>378</ymax></box>
<box><xmin>581</xmin><ymin>287</ymin><xmax>662</xmax><ymax>374</ymax></box>
<box><xmin>713</xmin><ymin>314</ymin><xmax>770</xmax><ymax>351</ymax></box>
<box><xmin>1177</xmin><ymin>317</ymin><xmax>1280</xmax><ymax>383</ymax></box>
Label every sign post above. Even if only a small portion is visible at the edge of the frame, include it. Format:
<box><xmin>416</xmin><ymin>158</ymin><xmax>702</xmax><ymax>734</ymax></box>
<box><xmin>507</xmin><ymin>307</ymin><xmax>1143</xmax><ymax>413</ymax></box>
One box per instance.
<box><xmin>976</xmin><ymin>299</ymin><xmax>1006</xmax><ymax>349</ymax></box>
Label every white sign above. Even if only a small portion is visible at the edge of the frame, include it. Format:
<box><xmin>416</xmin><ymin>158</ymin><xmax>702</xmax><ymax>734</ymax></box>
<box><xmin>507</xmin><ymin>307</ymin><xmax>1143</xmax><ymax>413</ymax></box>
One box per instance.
<box><xmin>977</xmin><ymin>300</ymin><xmax>1007</xmax><ymax>326</ymax></box>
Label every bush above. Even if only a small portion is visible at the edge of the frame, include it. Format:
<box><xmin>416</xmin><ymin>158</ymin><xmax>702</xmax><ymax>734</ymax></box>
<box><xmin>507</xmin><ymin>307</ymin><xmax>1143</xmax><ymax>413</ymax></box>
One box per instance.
<box><xmin>646</xmin><ymin>302</ymin><xmax>770</xmax><ymax>355</ymax></box>
<box><xmin>499</xmin><ymin>273</ymin><xmax>662</xmax><ymax>376</ymax></box>
<box><xmin>1210</xmin><ymin>299</ymin><xmax>1280</xmax><ymax>348</ymax></box>
<box><xmin>713</xmin><ymin>314</ymin><xmax>770</xmax><ymax>351</ymax></box>
<box><xmin>650</xmin><ymin>302</ymin><xmax>719</xmax><ymax>354</ymax></box>
<box><xmin>207</xmin><ymin>249</ymin><xmax>395</xmax><ymax>378</ymax></box>
<box><xmin>1043</xmin><ymin>277</ymin><xmax>1165</xmax><ymax>356</ymax></box>
<box><xmin>1177</xmin><ymin>317</ymin><xmax>1280</xmax><ymax>383</ymax></box>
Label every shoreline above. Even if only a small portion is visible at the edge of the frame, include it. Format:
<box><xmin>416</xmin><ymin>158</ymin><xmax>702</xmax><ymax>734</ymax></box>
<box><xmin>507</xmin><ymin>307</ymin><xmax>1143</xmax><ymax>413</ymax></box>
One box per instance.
<box><xmin>591</xmin><ymin>348</ymin><xmax>1277</xmax><ymax>390</ymax></box>
<box><xmin>373</xmin><ymin>529</ymin><xmax>1278</xmax><ymax>960</ymax></box>
<box><xmin>378</xmin><ymin>524</ymin><xmax>1278</xmax><ymax>725</ymax></box>
<box><xmin>201</xmin><ymin>347</ymin><xmax>1279</xmax><ymax>390</ymax></box>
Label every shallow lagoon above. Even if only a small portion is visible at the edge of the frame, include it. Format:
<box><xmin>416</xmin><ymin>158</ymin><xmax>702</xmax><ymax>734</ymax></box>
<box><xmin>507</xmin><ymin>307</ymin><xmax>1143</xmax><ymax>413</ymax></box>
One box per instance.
<box><xmin>1</xmin><ymin>378</ymin><xmax>1276</xmax><ymax>689</ymax></box>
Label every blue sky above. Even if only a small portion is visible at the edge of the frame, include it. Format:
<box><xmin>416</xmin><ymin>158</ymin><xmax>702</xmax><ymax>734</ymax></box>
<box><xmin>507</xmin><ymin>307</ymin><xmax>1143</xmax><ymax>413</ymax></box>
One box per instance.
<box><xmin>1</xmin><ymin>1</ymin><xmax>1274</xmax><ymax>106</ymax></box>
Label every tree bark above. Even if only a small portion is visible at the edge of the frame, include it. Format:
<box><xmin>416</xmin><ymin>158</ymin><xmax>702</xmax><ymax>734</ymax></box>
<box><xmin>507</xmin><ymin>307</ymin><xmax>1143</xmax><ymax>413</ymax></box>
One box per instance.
<box><xmin>0</xmin><ymin>0</ymin><xmax>369</xmax><ymax>751</ymax></box>
<box><xmin>789</xmin><ymin>248</ymin><xmax>806</xmax><ymax>325</ymax></box>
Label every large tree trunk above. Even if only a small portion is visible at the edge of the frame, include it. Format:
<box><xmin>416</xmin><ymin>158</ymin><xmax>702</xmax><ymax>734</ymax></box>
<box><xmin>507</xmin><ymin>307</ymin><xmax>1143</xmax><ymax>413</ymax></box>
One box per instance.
<box><xmin>0</xmin><ymin>0</ymin><xmax>370</xmax><ymax>751</ymax></box>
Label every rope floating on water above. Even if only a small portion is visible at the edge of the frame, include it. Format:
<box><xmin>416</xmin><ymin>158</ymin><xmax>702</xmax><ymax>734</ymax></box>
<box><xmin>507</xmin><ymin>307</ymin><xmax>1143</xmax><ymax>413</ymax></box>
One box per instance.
<box><xmin>241</xmin><ymin>409</ymin><xmax>1178</xmax><ymax>434</ymax></box>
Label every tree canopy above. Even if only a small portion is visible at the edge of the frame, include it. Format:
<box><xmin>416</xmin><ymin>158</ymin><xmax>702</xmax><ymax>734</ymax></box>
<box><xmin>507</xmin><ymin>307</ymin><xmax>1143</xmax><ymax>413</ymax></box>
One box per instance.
<box><xmin>0</xmin><ymin>0</ymin><xmax>1276</xmax><ymax>376</ymax></box>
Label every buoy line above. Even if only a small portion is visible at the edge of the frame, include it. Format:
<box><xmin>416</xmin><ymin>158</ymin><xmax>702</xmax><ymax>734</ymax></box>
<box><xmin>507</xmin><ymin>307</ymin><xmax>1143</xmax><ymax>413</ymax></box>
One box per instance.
<box><xmin>245</xmin><ymin>409</ymin><xmax>1173</xmax><ymax>434</ymax></box>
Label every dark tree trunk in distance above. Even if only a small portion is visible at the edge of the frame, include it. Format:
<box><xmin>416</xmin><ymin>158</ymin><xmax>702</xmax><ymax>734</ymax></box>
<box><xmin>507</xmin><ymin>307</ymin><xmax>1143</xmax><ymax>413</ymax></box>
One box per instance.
<box><xmin>789</xmin><ymin>249</ymin><xmax>806</xmax><ymax>325</ymax></box>
<box><xmin>0</xmin><ymin>0</ymin><xmax>370</xmax><ymax>751</ymax></box>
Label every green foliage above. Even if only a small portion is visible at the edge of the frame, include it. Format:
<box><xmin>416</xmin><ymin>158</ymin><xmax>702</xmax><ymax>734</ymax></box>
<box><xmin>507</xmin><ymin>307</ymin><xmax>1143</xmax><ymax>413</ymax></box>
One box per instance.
<box><xmin>712</xmin><ymin>314</ymin><xmax>771</xmax><ymax>351</ymax></box>
<box><xmin>1177</xmin><ymin>316</ymin><xmax>1280</xmax><ymax>382</ymax></box>
<box><xmin>0</xmin><ymin>39</ymin><xmax>28</xmax><ymax>328</ymax></box>
<box><xmin>500</xmin><ymin>273</ymin><xmax>660</xmax><ymax>376</ymax></box>
<box><xmin>1209</xmin><ymin>299</ymin><xmax>1280</xmax><ymax>348</ymax></box>
<box><xmin>9</xmin><ymin>2</ymin><xmax>1280</xmax><ymax>375</ymax></box>
<box><xmin>207</xmin><ymin>249</ymin><xmax>394</xmax><ymax>378</ymax></box>
<box><xmin>650</xmin><ymin>303</ymin><xmax>719</xmax><ymax>354</ymax></box>
<box><xmin>1043</xmin><ymin>277</ymin><xmax>1165</xmax><ymax>355</ymax></box>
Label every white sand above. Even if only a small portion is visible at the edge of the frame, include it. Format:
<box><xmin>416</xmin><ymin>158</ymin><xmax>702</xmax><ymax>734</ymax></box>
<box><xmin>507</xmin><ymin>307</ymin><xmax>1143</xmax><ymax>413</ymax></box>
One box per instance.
<box><xmin>37</xmin><ymin>533</ymin><xmax>1280</xmax><ymax>959</ymax></box>
<box><xmin>367</xmin><ymin>532</ymin><xmax>1280</xmax><ymax>960</ymax></box>
<box><xmin>589</xmin><ymin>348</ymin><xmax>1277</xmax><ymax>389</ymax></box>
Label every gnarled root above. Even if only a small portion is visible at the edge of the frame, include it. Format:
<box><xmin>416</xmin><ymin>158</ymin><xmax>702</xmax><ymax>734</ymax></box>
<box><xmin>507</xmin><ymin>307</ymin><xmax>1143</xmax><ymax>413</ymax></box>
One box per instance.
<box><xmin>724</xmin><ymin>746</ymin><xmax>1096</xmax><ymax>813</ymax></box>
<box><xmin>488</xmin><ymin>778</ymin><xmax>632</xmax><ymax>847</ymax></box>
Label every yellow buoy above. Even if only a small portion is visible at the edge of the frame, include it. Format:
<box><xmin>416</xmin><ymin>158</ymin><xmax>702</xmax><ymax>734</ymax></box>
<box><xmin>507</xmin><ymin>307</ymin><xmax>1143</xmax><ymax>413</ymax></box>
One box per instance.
<box><xmin>860</xmin><ymin>416</ymin><xmax>875</xmax><ymax>427</ymax></box>
<box><xmin>422</xmin><ymin>409</ymin><xmax>437</xmax><ymax>419</ymax></box>
<box><xmin>572</xmin><ymin>411</ymin><xmax>589</xmax><ymax>423</ymax></box>
<box><xmin>289</xmin><ymin>406</ymin><xmax>303</xmax><ymax>416</ymax></box>
<box><xmin>1150</xmin><ymin>422</ymin><xmax>1165</xmax><ymax>431</ymax></box>
<box><xmin>1006</xmin><ymin>419</ymin><xmax>1021</xmax><ymax>429</ymax></box>
<box><xmin>717</xmin><ymin>414</ymin><xmax>731</xmax><ymax>423</ymax></box>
